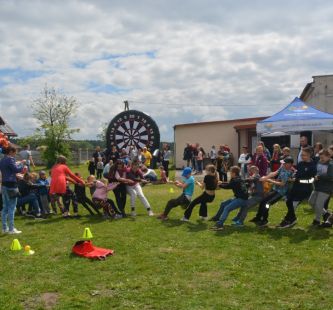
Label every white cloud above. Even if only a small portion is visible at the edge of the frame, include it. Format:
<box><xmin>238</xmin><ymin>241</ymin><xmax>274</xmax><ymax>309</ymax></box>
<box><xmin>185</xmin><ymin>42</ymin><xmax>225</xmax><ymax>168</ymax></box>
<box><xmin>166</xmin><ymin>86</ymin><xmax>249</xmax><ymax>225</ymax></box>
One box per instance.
<box><xmin>1</xmin><ymin>0</ymin><xmax>333</xmax><ymax>142</ymax></box>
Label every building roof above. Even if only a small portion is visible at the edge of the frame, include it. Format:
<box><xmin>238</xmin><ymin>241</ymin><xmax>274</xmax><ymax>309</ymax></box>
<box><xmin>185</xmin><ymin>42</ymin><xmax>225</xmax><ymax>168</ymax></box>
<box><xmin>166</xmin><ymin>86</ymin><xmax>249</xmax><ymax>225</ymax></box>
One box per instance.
<box><xmin>300</xmin><ymin>82</ymin><xmax>313</xmax><ymax>101</ymax></box>
<box><xmin>174</xmin><ymin>116</ymin><xmax>268</xmax><ymax>128</ymax></box>
<box><xmin>0</xmin><ymin>116</ymin><xmax>17</xmax><ymax>137</ymax></box>
<box><xmin>300</xmin><ymin>74</ymin><xmax>333</xmax><ymax>101</ymax></box>
<box><xmin>312</xmin><ymin>74</ymin><xmax>333</xmax><ymax>78</ymax></box>
<box><xmin>233</xmin><ymin>123</ymin><xmax>257</xmax><ymax>130</ymax></box>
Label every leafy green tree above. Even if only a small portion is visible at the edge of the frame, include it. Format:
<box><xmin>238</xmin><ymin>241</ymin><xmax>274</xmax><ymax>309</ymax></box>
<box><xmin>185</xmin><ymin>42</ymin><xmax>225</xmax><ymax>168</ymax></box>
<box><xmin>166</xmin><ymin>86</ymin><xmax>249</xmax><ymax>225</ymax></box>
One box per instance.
<box><xmin>96</xmin><ymin>122</ymin><xmax>108</xmax><ymax>148</ymax></box>
<box><xmin>32</xmin><ymin>85</ymin><xmax>79</xmax><ymax>167</ymax></box>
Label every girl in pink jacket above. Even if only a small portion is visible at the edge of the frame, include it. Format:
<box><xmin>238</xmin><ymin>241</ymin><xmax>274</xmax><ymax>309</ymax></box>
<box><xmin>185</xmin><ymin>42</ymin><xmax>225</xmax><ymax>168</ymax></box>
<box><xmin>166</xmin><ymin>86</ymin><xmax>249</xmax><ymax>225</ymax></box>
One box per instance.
<box><xmin>92</xmin><ymin>179</ymin><xmax>121</xmax><ymax>219</ymax></box>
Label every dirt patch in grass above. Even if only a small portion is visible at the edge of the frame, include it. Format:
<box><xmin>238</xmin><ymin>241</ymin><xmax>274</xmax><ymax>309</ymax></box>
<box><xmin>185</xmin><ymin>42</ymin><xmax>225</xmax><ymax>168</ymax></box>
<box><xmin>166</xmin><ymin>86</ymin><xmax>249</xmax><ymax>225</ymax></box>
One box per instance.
<box><xmin>22</xmin><ymin>292</ymin><xmax>59</xmax><ymax>310</ymax></box>
<box><xmin>326</xmin><ymin>269</ymin><xmax>333</xmax><ymax>290</ymax></box>
<box><xmin>41</xmin><ymin>292</ymin><xmax>59</xmax><ymax>309</ymax></box>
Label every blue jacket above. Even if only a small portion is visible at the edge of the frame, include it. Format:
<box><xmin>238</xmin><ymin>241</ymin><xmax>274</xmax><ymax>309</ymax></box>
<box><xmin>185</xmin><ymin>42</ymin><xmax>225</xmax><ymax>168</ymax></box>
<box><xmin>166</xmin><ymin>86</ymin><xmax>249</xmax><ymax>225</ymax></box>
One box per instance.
<box><xmin>0</xmin><ymin>155</ymin><xmax>23</xmax><ymax>186</ymax></box>
<box><xmin>36</xmin><ymin>178</ymin><xmax>49</xmax><ymax>196</ymax></box>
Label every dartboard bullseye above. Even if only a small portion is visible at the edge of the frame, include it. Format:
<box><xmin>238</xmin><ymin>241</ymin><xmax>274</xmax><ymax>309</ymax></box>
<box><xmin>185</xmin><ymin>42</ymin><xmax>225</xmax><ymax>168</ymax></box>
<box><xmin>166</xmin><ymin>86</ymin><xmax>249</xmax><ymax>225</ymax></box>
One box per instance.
<box><xmin>106</xmin><ymin>110</ymin><xmax>160</xmax><ymax>152</ymax></box>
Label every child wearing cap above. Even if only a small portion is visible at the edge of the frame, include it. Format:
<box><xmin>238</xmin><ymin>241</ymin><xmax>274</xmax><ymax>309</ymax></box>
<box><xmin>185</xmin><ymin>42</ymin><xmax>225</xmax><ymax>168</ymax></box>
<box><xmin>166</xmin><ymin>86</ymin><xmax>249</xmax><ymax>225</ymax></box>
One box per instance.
<box><xmin>181</xmin><ymin>165</ymin><xmax>218</xmax><ymax>221</ymax></box>
<box><xmin>157</xmin><ymin>167</ymin><xmax>194</xmax><ymax>220</ymax></box>
<box><xmin>250</xmin><ymin>157</ymin><xmax>294</xmax><ymax>227</ymax></box>
<box><xmin>277</xmin><ymin>147</ymin><xmax>316</xmax><ymax>228</ymax></box>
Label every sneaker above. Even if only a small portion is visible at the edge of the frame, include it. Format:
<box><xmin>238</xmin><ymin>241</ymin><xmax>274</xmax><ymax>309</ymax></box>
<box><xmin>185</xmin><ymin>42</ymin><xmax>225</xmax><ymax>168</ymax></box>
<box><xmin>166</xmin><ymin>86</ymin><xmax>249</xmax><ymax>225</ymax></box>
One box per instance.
<box><xmin>257</xmin><ymin>220</ymin><xmax>268</xmax><ymax>227</ymax></box>
<box><xmin>232</xmin><ymin>220</ymin><xmax>244</xmax><ymax>227</ymax></box>
<box><xmin>114</xmin><ymin>214</ymin><xmax>123</xmax><ymax>219</ymax></box>
<box><xmin>199</xmin><ymin>216</ymin><xmax>208</xmax><ymax>221</ymax></box>
<box><xmin>180</xmin><ymin>216</ymin><xmax>189</xmax><ymax>222</ymax></box>
<box><xmin>148</xmin><ymin>210</ymin><xmax>154</xmax><ymax>216</ymax></box>
<box><xmin>231</xmin><ymin>217</ymin><xmax>239</xmax><ymax>222</ymax></box>
<box><xmin>208</xmin><ymin>217</ymin><xmax>218</xmax><ymax>222</ymax></box>
<box><xmin>8</xmin><ymin>228</ymin><xmax>22</xmax><ymax>234</ymax></box>
<box><xmin>323</xmin><ymin>212</ymin><xmax>331</xmax><ymax>222</ymax></box>
<box><xmin>312</xmin><ymin>219</ymin><xmax>320</xmax><ymax>226</ymax></box>
<box><xmin>279</xmin><ymin>219</ymin><xmax>297</xmax><ymax>228</ymax></box>
<box><xmin>320</xmin><ymin>221</ymin><xmax>332</xmax><ymax>228</ymax></box>
<box><xmin>210</xmin><ymin>225</ymin><xmax>224</xmax><ymax>231</ymax></box>
<box><xmin>131</xmin><ymin>211</ymin><xmax>137</xmax><ymax>217</ymax></box>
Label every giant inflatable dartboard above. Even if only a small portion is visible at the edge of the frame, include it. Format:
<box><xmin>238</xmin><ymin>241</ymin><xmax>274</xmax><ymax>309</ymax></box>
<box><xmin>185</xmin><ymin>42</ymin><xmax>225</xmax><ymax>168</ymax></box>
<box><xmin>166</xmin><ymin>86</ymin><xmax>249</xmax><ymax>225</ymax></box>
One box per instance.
<box><xmin>106</xmin><ymin>110</ymin><xmax>160</xmax><ymax>152</ymax></box>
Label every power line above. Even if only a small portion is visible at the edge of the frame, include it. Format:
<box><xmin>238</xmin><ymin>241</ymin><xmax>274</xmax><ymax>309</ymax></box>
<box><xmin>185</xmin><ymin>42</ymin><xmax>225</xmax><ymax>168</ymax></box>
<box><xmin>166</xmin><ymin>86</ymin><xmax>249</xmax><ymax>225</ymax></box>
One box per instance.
<box><xmin>126</xmin><ymin>100</ymin><xmax>259</xmax><ymax>107</ymax></box>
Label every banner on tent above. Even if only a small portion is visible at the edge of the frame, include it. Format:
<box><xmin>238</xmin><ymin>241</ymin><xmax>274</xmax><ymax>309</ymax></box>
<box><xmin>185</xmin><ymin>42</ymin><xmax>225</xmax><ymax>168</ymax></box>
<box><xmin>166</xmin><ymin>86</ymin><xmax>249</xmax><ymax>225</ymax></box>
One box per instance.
<box><xmin>257</xmin><ymin>119</ymin><xmax>333</xmax><ymax>134</ymax></box>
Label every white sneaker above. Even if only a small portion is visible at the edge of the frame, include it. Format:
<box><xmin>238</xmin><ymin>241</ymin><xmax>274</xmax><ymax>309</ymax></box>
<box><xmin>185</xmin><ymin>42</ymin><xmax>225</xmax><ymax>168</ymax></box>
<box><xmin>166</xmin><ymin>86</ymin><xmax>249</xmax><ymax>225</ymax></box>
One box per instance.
<box><xmin>199</xmin><ymin>216</ymin><xmax>208</xmax><ymax>221</ymax></box>
<box><xmin>148</xmin><ymin>210</ymin><xmax>154</xmax><ymax>216</ymax></box>
<box><xmin>131</xmin><ymin>211</ymin><xmax>137</xmax><ymax>217</ymax></box>
<box><xmin>8</xmin><ymin>228</ymin><xmax>22</xmax><ymax>234</ymax></box>
<box><xmin>180</xmin><ymin>217</ymin><xmax>189</xmax><ymax>222</ymax></box>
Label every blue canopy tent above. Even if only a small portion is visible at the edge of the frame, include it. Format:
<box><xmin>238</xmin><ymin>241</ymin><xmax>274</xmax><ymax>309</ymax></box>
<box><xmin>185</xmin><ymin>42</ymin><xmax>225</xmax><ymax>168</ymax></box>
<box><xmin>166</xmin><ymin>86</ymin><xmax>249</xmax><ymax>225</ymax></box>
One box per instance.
<box><xmin>256</xmin><ymin>97</ymin><xmax>333</xmax><ymax>136</ymax></box>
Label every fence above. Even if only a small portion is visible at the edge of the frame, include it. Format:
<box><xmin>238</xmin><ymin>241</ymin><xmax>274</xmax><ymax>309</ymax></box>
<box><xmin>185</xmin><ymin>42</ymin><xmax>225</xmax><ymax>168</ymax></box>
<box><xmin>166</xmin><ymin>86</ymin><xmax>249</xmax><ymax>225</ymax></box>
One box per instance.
<box><xmin>14</xmin><ymin>149</ymin><xmax>96</xmax><ymax>166</ymax></box>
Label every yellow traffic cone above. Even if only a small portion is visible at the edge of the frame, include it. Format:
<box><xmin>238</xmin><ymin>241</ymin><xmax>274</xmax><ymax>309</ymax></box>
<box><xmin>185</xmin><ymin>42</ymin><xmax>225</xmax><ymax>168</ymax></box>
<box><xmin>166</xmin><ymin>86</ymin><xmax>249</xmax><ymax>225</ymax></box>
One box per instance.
<box><xmin>169</xmin><ymin>187</ymin><xmax>175</xmax><ymax>194</ymax></box>
<box><xmin>82</xmin><ymin>227</ymin><xmax>93</xmax><ymax>239</ymax></box>
<box><xmin>23</xmin><ymin>245</ymin><xmax>35</xmax><ymax>256</ymax></box>
<box><xmin>10</xmin><ymin>239</ymin><xmax>22</xmax><ymax>251</ymax></box>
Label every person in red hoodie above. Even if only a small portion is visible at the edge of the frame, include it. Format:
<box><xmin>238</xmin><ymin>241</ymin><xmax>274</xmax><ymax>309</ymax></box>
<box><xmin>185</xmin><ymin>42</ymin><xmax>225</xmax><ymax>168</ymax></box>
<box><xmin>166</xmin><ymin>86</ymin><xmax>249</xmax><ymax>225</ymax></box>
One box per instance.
<box><xmin>49</xmin><ymin>156</ymin><xmax>84</xmax><ymax>217</ymax></box>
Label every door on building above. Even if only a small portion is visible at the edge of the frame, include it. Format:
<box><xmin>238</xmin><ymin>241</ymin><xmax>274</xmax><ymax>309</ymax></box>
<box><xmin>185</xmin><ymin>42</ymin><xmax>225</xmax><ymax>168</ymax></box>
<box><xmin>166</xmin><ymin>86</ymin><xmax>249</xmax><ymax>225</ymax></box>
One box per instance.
<box><xmin>247</xmin><ymin>131</ymin><xmax>257</xmax><ymax>154</ymax></box>
<box><xmin>261</xmin><ymin>135</ymin><xmax>291</xmax><ymax>153</ymax></box>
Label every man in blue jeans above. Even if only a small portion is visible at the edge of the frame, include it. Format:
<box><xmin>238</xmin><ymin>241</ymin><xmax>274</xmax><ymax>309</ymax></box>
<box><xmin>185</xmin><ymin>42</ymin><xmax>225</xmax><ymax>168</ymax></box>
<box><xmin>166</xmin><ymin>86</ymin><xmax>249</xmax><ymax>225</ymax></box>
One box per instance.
<box><xmin>210</xmin><ymin>166</ymin><xmax>248</xmax><ymax>231</ymax></box>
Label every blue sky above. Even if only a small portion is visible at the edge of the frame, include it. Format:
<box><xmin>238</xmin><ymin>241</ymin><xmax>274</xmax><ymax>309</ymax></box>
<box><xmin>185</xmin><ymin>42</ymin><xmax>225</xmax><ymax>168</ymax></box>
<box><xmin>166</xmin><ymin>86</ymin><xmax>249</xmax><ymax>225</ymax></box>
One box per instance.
<box><xmin>1</xmin><ymin>0</ymin><xmax>333</xmax><ymax>141</ymax></box>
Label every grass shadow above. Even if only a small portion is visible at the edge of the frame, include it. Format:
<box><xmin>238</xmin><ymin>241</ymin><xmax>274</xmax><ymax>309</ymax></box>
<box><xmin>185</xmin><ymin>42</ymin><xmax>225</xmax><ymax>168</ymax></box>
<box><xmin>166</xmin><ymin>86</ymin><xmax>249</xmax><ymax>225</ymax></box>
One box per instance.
<box><xmin>306</xmin><ymin>226</ymin><xmax>332</xmax><ymax>240</ymax></box>
<box><xmin>263</xmin><ymin>226</ymin><xmax>310</xmax><ymax>243</ymax></box>
<box><xmin>160</xmin><ymin>219</ymin><xmax>184</xmax><ymax>228</ymax></box>
<box><xmin>186</xmin><ymin>221</ymin><xmax>208</xmax><ymax>232</ymax></box>
<box><xmin>207</xmin><ymin>222</ymin><xmax>330</xmax><ymax>244</ymax></box>
<box><xmin>69</xmin><ymin>252</ymin><xmax>108</xmax><ymax>262</ymax></box>
<box><xmin>80</xmin><ymin>217</ymin><xmax>111</xmax><ymax>224</ymax></box>
<box><xmin>23</xmin><ymin>217</ymin><xmax>64</xmax><ymax>225</ymax></box>
<box><xmin>211</xmin><ymin>224</ymin><xmax>260</xmax><ymax>237</ymax></box>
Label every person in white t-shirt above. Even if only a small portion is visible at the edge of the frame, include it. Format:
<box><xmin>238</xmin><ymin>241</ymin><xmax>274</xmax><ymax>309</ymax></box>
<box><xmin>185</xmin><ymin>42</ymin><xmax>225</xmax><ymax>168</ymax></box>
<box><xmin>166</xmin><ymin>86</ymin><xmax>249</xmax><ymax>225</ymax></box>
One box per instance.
<box><xmin>210</xmin><ymin>145</ymin><xmax>217</xmax><ymax>165</ymax></box>
<box><xmin>238</xmin><ymin>146</ymin><xmax>252</xmax><ymax>179</ymax></box>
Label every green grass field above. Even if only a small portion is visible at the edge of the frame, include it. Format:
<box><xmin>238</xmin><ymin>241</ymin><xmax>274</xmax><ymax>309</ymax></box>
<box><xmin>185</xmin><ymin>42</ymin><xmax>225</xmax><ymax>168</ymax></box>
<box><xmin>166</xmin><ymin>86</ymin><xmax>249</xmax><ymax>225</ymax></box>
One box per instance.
<box><xmin>0</xmin><ymin>165</ymin><xmax>333</xmax><ymax>310</ymax></box>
